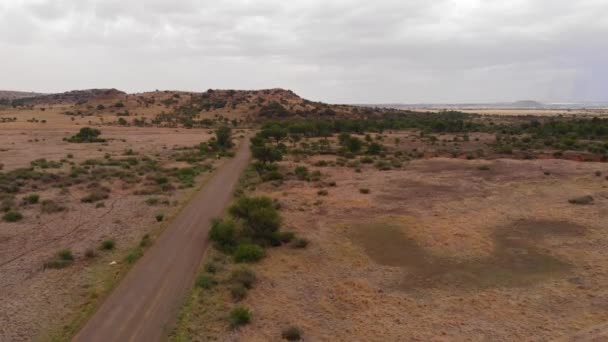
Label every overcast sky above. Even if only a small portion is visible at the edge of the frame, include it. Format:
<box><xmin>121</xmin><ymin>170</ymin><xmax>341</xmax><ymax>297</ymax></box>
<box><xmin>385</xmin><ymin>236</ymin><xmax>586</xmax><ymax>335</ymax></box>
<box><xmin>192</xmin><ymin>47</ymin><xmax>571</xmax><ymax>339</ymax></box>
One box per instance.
<box><xmin>0</xmin><ymin>0</ymin><xmax>607</xmax><ymax>103</ymax></box>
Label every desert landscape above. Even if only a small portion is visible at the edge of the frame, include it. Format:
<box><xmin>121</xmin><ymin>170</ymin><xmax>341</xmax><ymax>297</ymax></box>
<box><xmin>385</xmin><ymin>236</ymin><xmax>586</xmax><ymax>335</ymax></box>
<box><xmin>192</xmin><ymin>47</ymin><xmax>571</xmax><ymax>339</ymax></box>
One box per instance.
<box><xmin>1</xmin><ymin>88</ymin><xmax>607</xmax><ymax>342</ymax></box>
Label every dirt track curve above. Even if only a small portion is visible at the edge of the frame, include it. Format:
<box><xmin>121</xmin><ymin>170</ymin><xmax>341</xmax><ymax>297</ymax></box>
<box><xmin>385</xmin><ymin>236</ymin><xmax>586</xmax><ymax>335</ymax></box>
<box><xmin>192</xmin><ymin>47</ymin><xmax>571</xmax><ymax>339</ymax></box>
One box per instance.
<box><xmin>73</xmin><ymin>137</ymin><xmax>251</xmax><ymax>342</ymax></box>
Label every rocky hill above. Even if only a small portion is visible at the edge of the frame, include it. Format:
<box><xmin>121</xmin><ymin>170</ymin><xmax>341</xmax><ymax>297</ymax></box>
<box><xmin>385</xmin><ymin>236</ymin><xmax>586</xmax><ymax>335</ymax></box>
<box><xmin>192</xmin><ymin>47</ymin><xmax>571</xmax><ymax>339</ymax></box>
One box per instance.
<box><xmin>0</xmin><ymin>90</ymin><xmax>45</xmax><ymax>100</ymax></box>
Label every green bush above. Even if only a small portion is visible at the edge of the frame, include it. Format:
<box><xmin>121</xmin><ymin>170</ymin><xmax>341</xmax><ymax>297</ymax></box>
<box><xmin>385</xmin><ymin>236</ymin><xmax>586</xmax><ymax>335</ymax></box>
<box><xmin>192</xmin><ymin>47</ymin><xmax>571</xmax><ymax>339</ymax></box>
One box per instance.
<box><xmin>44</xmin><ymin>249</ymin><xmax>74</xmax><ymax>269</ymax></box>
<box><xmin>24</xmin><ymin>194</ymin><xmax>39</xmax><ymax>204</ymax></box>
<box><xmin>317</xmin><ymin>190</ymin><xmax>328</xmax><ymax>196</ymax></box>
<box><xmin>66</xmin><ymin>127</ymin><xmax>106</xmax><ymax>143</ymax></box>
<box><xmin>230</xmin><ymin>267</ymin><xmax>257</xmax><ymax>289</ymax></box>
<box><xmin>196</xmin><ymin>274</ymin><xmax>217</xmax><ymax>289</ymax></box>
<box><xmin>230</xmin><ymin>284</ymin><xmax>248</xmax><ymax>302</ymax></box>
<box><xmin>294</xmin><ymin>166</ymin><xmax>309</xmax><ymax>180</ymax></box>
<box><xmin>100</xmin><ymin>239</ymin><xmax>115</xmax><ymax>250</ymax></box>
<box><xmin>125</xmin><ymin>249</ymin><xmax>143</xmax><ymax>263</ymax></box>
<box><xmin>234</xmin><ymin>244</ymin><xmax>265</xmax><ymax>263</ymax></box>
<box><xmin>155</xmin><ymin>213</ymin><xmax>164</xmax><ymax>222</ymax></box>
<box><xmin>229</xmin><ymin>196</ymin><xmax>281</xmax><ymax>244</ymax></box>
<box><xmin>282</xmin><ymin>326</ymin><xmax>302</xmax><ymax>341</ymax></box>
<box><xmin>3</xmin><ymin>211</ymin><xmax>23</xmax><ymax>222</ymax></box>
<box><xmin>229</xmin><ymin>306</ymin><xmax>252</xmax><ymax>328</ymax></box>
<box><xmin>209</xmin><ymin>218</ymin><xmax>238</xmax><ymax>252</ymax></box>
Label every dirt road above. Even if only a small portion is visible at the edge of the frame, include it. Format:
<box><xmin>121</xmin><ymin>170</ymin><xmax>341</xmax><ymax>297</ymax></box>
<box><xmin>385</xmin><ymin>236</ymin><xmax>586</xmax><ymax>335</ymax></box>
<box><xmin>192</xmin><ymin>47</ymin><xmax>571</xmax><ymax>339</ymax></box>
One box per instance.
<box><xmin>73</xmin><ymin>137</ymin><xmax>251</xmax><ymax>342</ymax></box>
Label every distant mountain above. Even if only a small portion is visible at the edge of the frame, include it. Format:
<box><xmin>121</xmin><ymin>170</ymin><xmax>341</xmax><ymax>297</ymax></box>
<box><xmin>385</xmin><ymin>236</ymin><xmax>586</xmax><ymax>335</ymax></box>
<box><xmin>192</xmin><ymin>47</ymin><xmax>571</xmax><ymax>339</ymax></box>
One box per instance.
<box><xmin>509</xmin><ymin>100</ymin><xmax>544</xmax><ymax>108</ymax></box>
<box><xmin>9</xmin><ymin>89</ymin><xmax>126</xmax><ymax>106</ymax></box>
<box><xmin>0</xmin><ymin>90</ymin><xmax>45</xmax><ymax>100</ymax></box>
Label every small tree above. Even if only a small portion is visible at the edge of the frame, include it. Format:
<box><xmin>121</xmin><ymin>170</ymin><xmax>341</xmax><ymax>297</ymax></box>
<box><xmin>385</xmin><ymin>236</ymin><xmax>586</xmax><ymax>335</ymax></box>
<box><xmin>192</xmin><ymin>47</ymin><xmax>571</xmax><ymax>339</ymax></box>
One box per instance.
<box><xmin>215</xmin><ymin>126</ymin><xmax>233</xmax><ymax>149</ymax></box>
<box><xmin>229</xmin><ymin>196</ymin><xmax>281</xmax><ymax>243</ymax></box>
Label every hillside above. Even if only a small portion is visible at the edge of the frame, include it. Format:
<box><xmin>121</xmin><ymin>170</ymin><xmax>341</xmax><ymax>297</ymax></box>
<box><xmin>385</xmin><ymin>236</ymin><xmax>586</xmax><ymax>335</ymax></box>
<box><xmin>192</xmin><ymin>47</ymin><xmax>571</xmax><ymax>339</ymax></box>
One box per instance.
<box><xmin>4</xmin><ymin>88</ymin><xmax>401</xmax><ymax>127</ymax></box>
<box><xmin>0</xmin><ymin>90</ymin><xmax>45</xmax><ymax>100</ymax></box>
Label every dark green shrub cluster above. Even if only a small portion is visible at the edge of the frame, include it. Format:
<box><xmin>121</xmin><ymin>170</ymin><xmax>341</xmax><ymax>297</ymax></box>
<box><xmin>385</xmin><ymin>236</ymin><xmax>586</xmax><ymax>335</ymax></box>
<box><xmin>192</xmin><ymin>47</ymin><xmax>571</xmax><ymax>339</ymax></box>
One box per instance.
<box><xmin>229</xmin><ymin>306</ymin><xmax>252</xmax><ymax>328</ymax></box>
<box><xmin>66</xmin><ymin>127</ymin><xmax>106</xmax><ymax>143</ymax></box>
<box><xmin>100</xmin><ymin>239</ymin><xmax>115</xmax><ymax>250</ymax></box>
<box><xmin>3</xmin><ymin>210</ymin><xmax>23</xmax><ymax>222</ymax></box>
<box><xmin>234</xmin><ymin>244</ymin><xmax>265</xmax><ymax>263</ymax></box>
<box><xmin>23</xmin><ymin>193</ymin><xmax>39</xmax><ymax>204</ymax></box>
<box><xmin>44</xmin><ymin>249</ymin><xmax>74</xmax><ymax>269</ymax></box>
<box><xmin>282</xmin><ymin>326</ymin><xmax>302</xmax><ymax>341</ymax></box>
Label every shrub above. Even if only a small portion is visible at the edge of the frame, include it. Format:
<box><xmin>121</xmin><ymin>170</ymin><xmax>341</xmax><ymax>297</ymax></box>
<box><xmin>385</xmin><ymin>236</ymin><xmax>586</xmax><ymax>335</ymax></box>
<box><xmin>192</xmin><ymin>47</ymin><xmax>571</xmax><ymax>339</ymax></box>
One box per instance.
<box><xmin>100</xmin><ymin>239</ymin><xmax>115</xmax><ymax>250</ymax></box>
<box><xmin>234</xmin><ymin>243</ymin><xmax>265</xmax><ymax>263</ymax></box>
<box><xmin>477</xmin><ymin>165</ymin><xmax>491</xmax><ymax>171</ymax></box>
<box><xmin>215</xmin><ymin>126</ymin><xmax>233</xmax><ymax>149</ymax></box>
<box><xmin>294</xmin><ymin>166</ymin><xmax>309</xmax><ymax>180</ymax></box>
<box><xmin>282</xmin><ymin>326</ymin><xmax>302</xmax><ymax>341</ymax></box>
<box><xmin>317</xmin><ymin>190</ymin><xmax>328</xmax><ymax>196</ymax></box>
<box><xmin>24</xmin><ymin>194</ymin><xmax>39</xmax><ymax>204</ymax></box>
<box><xmin>568</xmin><ymin>195</ymin><xmax>594</xmax><ymax>205</ymax></box>
<box><xmin>125</xmin><ymin>249</ymin><xmax>143</xmax><ymax>263</ymax></box>
<box><xmin>293</xmin><ymin>238</ymin><xmax>309</xmax><ymax>249</ymax></box>
<box><xmin>595</xmin><ymin>171</ymin><xmax>602</xmax><ymax>177</ymax></box>
<box><xmin>230</xmin><ymin>267</ymin><xmax>257</xmax><ymax>289</ymax></box>
<box><xmin>229</xmin><ymin>196</ymin><xmax>281</xmax><ymax>243</ymax></box>
<box><xmin>229</xmin><ymin>306</ymin><xmax>252</xmax><ymax>328</ymax></box>
<box><xmin>44</xmin><ymin>249</ymin><xmax>74</xmax><ymax>269</ymax></box>
<box><xmin>196</xmin><ymin>274</ymin><xmax>216</xmax><ymax>289</ymax></box>
<box><xmin>359</xmin><ymin>188</ymin><xmax>370</xmax><ymax>194</ymax></box>
<box><xmin>155</xmin><ymin>213</ymin><xmax>164</xmax><ymax>222</ymax></box>
<box><xmin>3</xmin><ymin>211</ymin><xmax>23</xmax><ymax>222</ymax></box>
<box><xmin>67</xmin><ymin>127</ymin><xmax>106</xmax><ymax>143</ymax></box>
<box><xmin>209</xmin><ymin>218</ymin><xmax>238</xmax><ymax>252</ymax></box>
<box><xmin>41</xmin><ymin>199</ymin><xmax>65</xmax><ymax>214</ymax></box>
<box><xmin>230</xmin><ymin>284</ymin><xmax>248</xmax><ymax>302</ymax></box>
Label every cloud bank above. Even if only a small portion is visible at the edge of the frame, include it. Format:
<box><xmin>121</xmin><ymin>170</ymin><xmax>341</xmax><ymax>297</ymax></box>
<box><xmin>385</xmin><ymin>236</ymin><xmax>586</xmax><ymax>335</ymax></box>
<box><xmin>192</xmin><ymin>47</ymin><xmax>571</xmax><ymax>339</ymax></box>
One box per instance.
<box><xmin>1</xmin><ymin>0</ymin><xmax>607</xmax><ymax>103</ymax></box>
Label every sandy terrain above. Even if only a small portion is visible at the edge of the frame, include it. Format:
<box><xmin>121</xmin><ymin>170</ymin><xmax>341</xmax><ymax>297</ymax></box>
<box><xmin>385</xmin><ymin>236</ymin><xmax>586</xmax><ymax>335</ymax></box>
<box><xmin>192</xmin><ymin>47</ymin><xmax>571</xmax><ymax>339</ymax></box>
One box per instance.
<box><xmin>233</xmin><ymin>157</ymin><xmax>608</xmax><ymax>341</ymax></box>
<box><xmin>0</xmin><ymin>108</ymin><xmax>239</xmax><ymax>341</ymax></box>
<box><xmin>175</xmin><ymin>130</ymin><xmax>608</xmax><ymax>341</ymax></box>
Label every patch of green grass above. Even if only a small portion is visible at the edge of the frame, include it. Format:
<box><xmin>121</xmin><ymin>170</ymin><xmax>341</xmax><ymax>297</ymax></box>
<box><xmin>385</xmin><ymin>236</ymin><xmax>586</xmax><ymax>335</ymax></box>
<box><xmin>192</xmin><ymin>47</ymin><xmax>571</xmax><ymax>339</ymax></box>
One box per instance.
<box><xmin>3</xmin><ymin>210</ymin><xmax>23</xmax><ymax>222</ymax></box>
<box><xmin>100</xmin><ymin>239</ymin><xmax>115</xmax><ymax>250</ymax></box>
<box><xmin>233</xmin><ymin>244</ymin><xmax>265</xmax><ymax>263</ymax></box>
<box><xmin>23</xmin><ymin>193</ymin><xmax>40</xmax><ymax>204</ymax></box>
<box><xmin>196</xmin><ymin>274</ymin><xmax>217</xmax><ymax>289</ymax></box>
<box><xmin>281</xmin><ymin>326</ymin><xmax>302</xmax><ymax>341</ymax></box>
<box><xmin>229</xmin><ymin>306</ymin><xmax>252</xmax><ymax>328</ymax></box>
<box><xmin>44</xmin><ymin>249</ymin><xmax>74</xmax><ymax>269</ymax></box>
<box><xmin>230</xmin><ymin>267</ymin><xmax>257</xmax><ymax>289</ymax></box>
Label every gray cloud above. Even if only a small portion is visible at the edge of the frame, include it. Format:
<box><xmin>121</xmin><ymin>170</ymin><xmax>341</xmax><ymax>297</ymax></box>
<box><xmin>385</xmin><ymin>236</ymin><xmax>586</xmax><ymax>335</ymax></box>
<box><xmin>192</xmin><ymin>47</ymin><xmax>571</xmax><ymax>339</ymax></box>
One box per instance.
<box><xmin>1</xmin><ymin>0</ymin><xmax>607</xmax><ymax>103</ymax></box>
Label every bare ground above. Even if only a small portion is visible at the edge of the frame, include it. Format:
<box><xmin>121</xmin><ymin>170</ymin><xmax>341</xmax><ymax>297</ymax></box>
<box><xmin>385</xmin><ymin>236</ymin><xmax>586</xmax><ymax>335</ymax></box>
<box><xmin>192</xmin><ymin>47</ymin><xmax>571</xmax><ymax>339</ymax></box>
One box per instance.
<box><xmin>198</xmin><ymin>156</ymin><xmax>608</xmax><ymax>341</ymax></box>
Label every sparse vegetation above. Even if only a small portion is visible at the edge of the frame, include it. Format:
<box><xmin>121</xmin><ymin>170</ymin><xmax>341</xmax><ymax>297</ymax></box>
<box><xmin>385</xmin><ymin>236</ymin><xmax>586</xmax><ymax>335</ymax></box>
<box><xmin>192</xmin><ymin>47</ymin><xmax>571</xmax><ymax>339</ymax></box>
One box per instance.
<box><xmin>3</xmin><ymin>210</ymin><xmax>23</xmax><ymax>222</ymax></box>
<box><xmin>282</xmin><ymin>326</ymin><xmax>302</xmax><ymax>341</ymax></box>
<box><xmin>229</xmin><ymin>306</ymin><xmax>252</xmax><ymax>328</ymax></box>
<box><xmin>100</xmin><ymin>239</ymin><xmax>115</xmax><ymax>250</ymax></box>
<box><xmin>66</xmin><ymin>127</ymin><xmax>106</xmax><ymax>143</ymax></box>
<box><xmin>44</xmin><ymin>249</ymin><xmax>74</xmax><ymax>269</ymax></box>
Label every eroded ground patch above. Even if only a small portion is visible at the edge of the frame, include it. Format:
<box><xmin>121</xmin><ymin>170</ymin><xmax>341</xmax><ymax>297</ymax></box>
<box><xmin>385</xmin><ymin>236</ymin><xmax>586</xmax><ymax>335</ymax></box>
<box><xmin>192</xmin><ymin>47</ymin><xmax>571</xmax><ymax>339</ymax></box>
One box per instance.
<box><xmin>350</xmin><ymin>219</ymin><xmax>585</xmax><ymax>290</ymax></box>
